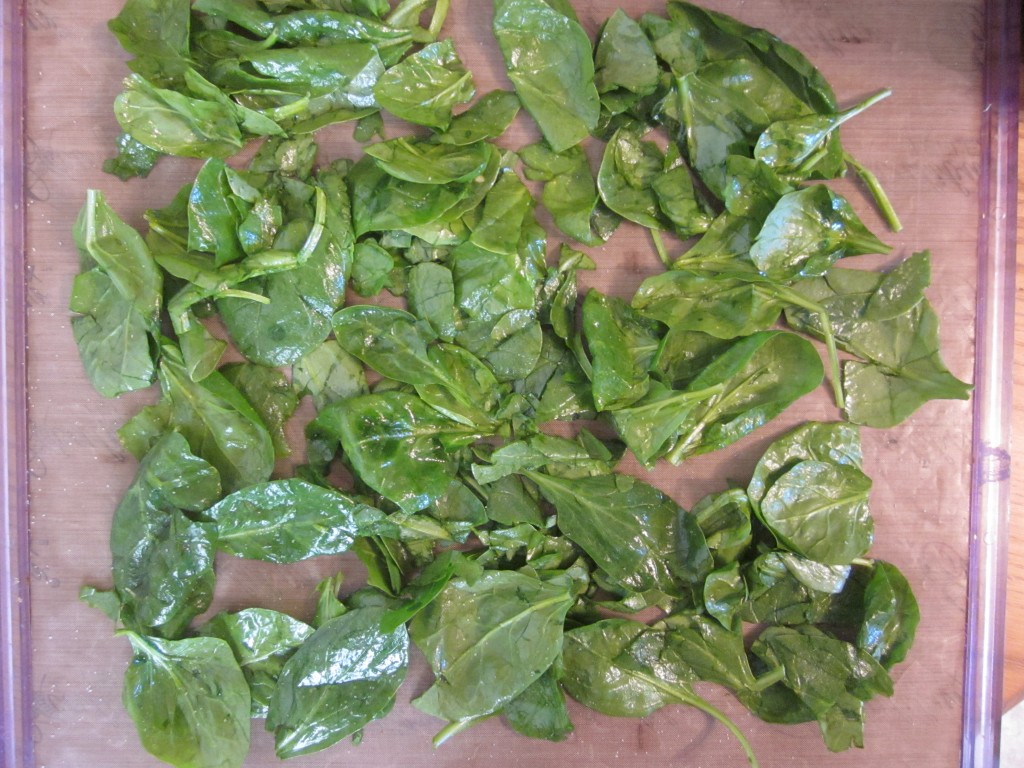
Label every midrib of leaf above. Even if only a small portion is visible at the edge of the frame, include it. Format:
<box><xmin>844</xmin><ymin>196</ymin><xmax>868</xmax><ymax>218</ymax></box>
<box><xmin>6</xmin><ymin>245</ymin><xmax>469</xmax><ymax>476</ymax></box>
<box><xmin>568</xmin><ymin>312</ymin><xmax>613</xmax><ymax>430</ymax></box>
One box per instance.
<box><xmin>619</xmin><ymin>665</ymin><xmax>759</xmax><ymax>767</ymax></box>
<box><xmin>773</xmin><ymin>489</ymin><xmax>868</xmax><ymax>523</ymax></box>
<box><xmin>666</xmin><ymin>368</ymin><xmax>765</xmax><ymax>462</ymax></box>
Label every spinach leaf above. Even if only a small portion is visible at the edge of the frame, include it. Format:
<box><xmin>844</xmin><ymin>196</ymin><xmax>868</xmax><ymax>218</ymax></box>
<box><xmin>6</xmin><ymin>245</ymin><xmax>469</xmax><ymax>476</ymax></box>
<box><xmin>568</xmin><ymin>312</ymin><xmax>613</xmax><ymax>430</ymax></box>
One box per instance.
<box><xmin>374</xmin><ymin>39</ymin><xmax>475</xmax><ymax>130</ymax></box>
<box><xmin>219</xmin><ymin>362</ymin><xmax>298</xmax><ymax>458</ymax></box>
<box><xmin>70</xmin><ymin>191</ymin><xmax>162</xmax><ymax>395</ymax></box>
<box><xmin>104</xmin><ymin>132</ymin><xmax>162</xmax><ymax>180</ymax></box>
<box><xmin>70</xmin><ymin>269</ymin><xmax>158</xmax><ymax>398</ymax></box>
<box><xmin>122</xmin><ymin>632</ymin><xmax>251</xmax><ymax>768</ymax></box>
<box><xmin>750</xmin><ymin>185</ymin><xmax>890</xmax><ymax>281</ymax></box>
<box><xmin>312</xmin><ymin>391</ymin><xmax>481</xmax><ymax>513</ymax></box>
<box><xmin>410</xmin><ymin>569</ymin><xmax>573</xmax><ymax>722</ymax></box>
<box><xmin>632</xmin><ymin>269</ymin><xmax>784</xmax><ymax>339</ymax></box>
<box><xmin>110</xmin><ymin>432</ymin><xmax>221</xmax><ymax>638</ymax></box>
<box><xmin>749</xmin><ymin>624</ymin><xmax>893</xmax><ymax>749</ymax></box>
<box><xmin>526</xmin><ymin>471</ymin><xmax>688</xmax><ymax>597</ymax></box>
<box><xmin>691</xmin><ymin>487</ymin><xmax>753</xmax><ymax>565</ymax></box>
<box><xmin>492</xmin><ymin>0</ymin><xmax>600</xmax><ymax>152</ymax></box>
<box><xmin>747</xmin><ymin>421</ymin><xmax>864</xmax><ymax>512</ymax></box>
<box><xmin>755</xmin><ymin>90</ymin><xmax>890</xmax><ymax>178</ymax></box>
<box><xmin>218</xmin><ymin>165</ymin><xmax>352</xmax><ymax>366</ymax></box>
<box><xmin>73</xmin><ymin>188</ymin><xmax>163</xmax><ymax>321</ymax></box>
<box><xmin>660</xmin><ymin>331</ymin><xmax>824</xmax><ymax>463</ymax></box>
<box><xmin>108</xmin><ymin>0</ymin><xmax>191</xmax><ymax>86</ymax></box>
<box><xmin>595</xmin><ymin>9</ymin><xmax>660</xmax><ymax>98</ymax></box>
<box><xmin>757</xmin><ymin>460</ymin><xmax>873</xmax><ymax>565</ymax></box>
<box><xmin>407</xmin><ymin>261</ymin><xmax>458</xmax><ymax>340</ymax></box>
<box><xmin>292</xmin><ymin>338</ymin><xmax>368</xmax><ymax>411</ymax></box>
<box><xmin>436</xmin><ymin>89</ymin><xmax>521</xmax><ymax>145</ymax></box>
<box><xmin>187</xmin><ymin>158</ymin><xmax>246</xmax><ymax>267</ymax></box>
<box><xmin>157</xmin><ymin>346</ymin><xmax>275</xmax><ymax>493</ymax></box>
<box><xmin>785</xmin><ymin>255</ymin><xmax>971</xmax><ymax>426</ymax></box>
<box><xmin>351</xmin><ymin>240</ymin><xmax>396</xmax><ymax>296</ymax></box>
<box><xmin>199</xmin><ymin>608</ymin><xmax>314</xmax><ymax>718</ymax></box>
<box><xmin>581</xmin><ymin>289</ymin><xmax>660</xmax><ymax>412</ymax></box>
<box><xmin>562</xmin><ymin>619</ymin><xmax>758</xmax><ymax>765</ymax></box>
<box><xmin>333</xmin><ymin>305</ymin><xmax>499</xmax><ymax>427</ymax></box>
<box><xmin>472</xmin><ymin>432</ymin><xmax>617</xmax><ymax>485</ymax></box>
<box><xmin>503</xmin><ymin>668</ymin><xmax>574</xmax><ymax>742</ymax></box>
<box><xmin>521</xmin><ymin>142</ymin><xmax>617</xmax><ymax>247</ymax></box>
<box><xmin>857</xmin><ymin>561</ymin><xmax>920</xmax><ymax>669</ymax></box>
<box><xmin>205</xmin><ymin>478</ymin><xmax>394</xmax><ymax>563</ymax></box>
<box><xmin>597</xmin><ymin>128</ymin><xmax>670</xmax><ymax>230</ymax></box>
<box><xmin>365</xmin><ymin>136</ymin><xmax>490</xmax><ymax>184</ymax></box>
<box><xmin>267</xmin><ymin>608</ymin><xmax>409</xmax><ymax>758</ymax></box>
<box><xmin>648</xmin><ymin>614</ymin><xmax>758</xmax><ymax>692</ymax></box>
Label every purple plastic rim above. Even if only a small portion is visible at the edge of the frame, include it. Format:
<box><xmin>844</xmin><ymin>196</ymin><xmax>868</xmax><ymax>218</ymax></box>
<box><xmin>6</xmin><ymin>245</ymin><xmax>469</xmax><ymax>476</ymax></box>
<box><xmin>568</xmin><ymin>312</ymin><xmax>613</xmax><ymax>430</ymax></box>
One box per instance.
<box><xmin>0</xmin><ymin>1</ymin><xmax>31</xmax><ymax>768</ymax></box>
<box><xmin>962</xmin><ymin>0</ymin><xmax>1020</xmax><ymax>765</ymax></box>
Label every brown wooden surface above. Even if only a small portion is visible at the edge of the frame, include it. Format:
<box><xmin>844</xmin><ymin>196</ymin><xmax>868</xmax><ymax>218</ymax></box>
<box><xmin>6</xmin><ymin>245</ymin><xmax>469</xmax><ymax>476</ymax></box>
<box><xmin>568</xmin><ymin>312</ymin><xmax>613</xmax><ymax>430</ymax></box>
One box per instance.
<box><xmin>21</xmin><ymin>2</ymin><xmax>987</xmax><ymax>766</ymax></box>
<box><xmin>1003</xmin><ymin>81</ymin><xmax>1024</xmax><ymax>710</ymax></box>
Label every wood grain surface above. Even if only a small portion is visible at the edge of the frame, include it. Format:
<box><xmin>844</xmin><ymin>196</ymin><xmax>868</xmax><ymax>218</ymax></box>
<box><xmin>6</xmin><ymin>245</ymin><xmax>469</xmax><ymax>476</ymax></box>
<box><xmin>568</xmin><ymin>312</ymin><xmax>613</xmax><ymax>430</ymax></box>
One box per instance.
<box><xmin>19</xmin><ymin>1</ymin><xmax>989</xmax><ymax>766</ymax></box>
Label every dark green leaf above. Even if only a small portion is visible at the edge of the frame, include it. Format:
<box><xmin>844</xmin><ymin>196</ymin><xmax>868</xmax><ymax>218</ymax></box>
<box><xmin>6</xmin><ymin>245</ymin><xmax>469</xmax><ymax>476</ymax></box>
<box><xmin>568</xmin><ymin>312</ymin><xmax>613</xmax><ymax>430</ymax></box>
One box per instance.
<box><xmin>267</xmin><ymin>608</ymin><xmax>409</xmax><ymax>758</ymax></box>
<box><xmin>492</xmin><ymin>0</ymin><xmax>600</xmax><ymax>152</ymax></box>
<box><xmin>410</xmin><ymin>569</ymin><xmax>573</xmax><ymax>722</ymax></box>
<box><xmin>198</xmin><ymin>608</ymin><xmax>314</xmax><ymax>718</ymax></box>
<box><xmin>205</xmin><ymin>478</ymin><xmax>393</xmax><ymax>563</ymax></box>
<box><xmin>374</xmin><ymin>39</ymin><xmax>475</xmax><ymax>130</ymax></box>
<box><xmin>312</xmin><ymin>391</ymin><xmax>480</xmax><ymax>512</ymax></box>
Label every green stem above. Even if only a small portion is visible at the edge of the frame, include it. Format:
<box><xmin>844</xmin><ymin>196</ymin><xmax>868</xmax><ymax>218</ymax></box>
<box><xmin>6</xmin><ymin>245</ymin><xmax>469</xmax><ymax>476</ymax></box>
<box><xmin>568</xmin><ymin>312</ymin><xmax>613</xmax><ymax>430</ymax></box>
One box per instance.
<box><xmin>845</xmin><ymin>151</ymin><xmax>903</xmax><ymax>233</ymax></box>
<box><xmin>432</xmin><ymin>714</ymin><xmax>491</xmax><ymax>747</ymax></box>
<box><xmin>216</xmin><ymin>289</ymin><xmax>271</xmax><ymax>304</ymax></box>
<box><xmin>631</xmin><ymin>670</ymin><xmax>760</xmax><ymax>768</ymax></box>
<box><xmin>683</xmin><ymin>694</ymin><xmax>760</xmax><ymax>768</ymax></box>
<box><xmin>619</xmin><ymin>383</ymin><xmax>725</xmax><ymax>417</ymax></box>
<box><xmin>650</xmin><ymin>228</ymin><xmax>672</xmax><ymax>268</ymax></box>
<box><xmin>752</xmin><ymin>665</ymin><xmax>786</xmax><ymax>692</ymax></box>
<box><xmin>428</xmin><ymin>0</ymin><xmax>451</xmax><ymax>39</ymax></box>
<box><xmin>768</xmin><ymin>286</ymin><xmax>845</xmax><ymax>408</ymax></box>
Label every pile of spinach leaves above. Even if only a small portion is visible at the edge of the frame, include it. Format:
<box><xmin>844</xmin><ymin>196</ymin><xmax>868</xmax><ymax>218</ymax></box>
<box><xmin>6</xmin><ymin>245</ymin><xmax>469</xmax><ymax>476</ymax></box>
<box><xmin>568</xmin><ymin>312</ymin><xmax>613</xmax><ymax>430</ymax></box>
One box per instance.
<box><xmin>73</xmin><ymin>1</ymin><xmax>967</xmax><ymax>766</ymax></box>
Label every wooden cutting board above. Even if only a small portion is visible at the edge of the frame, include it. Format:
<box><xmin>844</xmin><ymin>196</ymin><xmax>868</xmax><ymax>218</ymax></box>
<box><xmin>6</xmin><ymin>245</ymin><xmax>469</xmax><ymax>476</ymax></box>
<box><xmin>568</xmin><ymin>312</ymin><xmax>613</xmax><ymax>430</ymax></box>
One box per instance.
<box><xmin>18</xmin><ymin>1</ymin><xmax>993</xmax><ymax>766</ymax></box>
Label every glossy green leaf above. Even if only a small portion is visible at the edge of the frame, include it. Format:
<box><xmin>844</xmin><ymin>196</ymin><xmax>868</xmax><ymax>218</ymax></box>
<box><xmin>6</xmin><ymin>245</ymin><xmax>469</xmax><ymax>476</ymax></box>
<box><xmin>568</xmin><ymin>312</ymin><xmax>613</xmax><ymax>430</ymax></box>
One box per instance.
<box><xmin>758</xmin><ymin>460</ymin><xmax>873</xmax><ymax>565</ymax></box>
<box><xmin>312</xmin><ymin>391</ymin><xmax>480</xmax><ymax>513</ymax></box>
<box><xmin>662</xmin><ymin>331</ymin><xmax>824</xmax><ymax>463</ymax></box>
<box><xmin>199</xmin><ymin>608</ymin><xmax>314</xmax><ymax>718</ymax></box>
<box><xmin>410</xmin><ymin>569</ymin><xmax>573</xmax><ymax>722</ymax></box>
<box><xmin>374</xmin><ymin>39</ymin><xmax>475</xmax><ymax>130</ymax></box>
<box><xmin>492</xmin><ymin>0</ymin><xmax>600</xmax><ymax>152</ymax></box>
<box><xmin>292</xmin><ymin>338</ymin><xmax>368</xmax><ymax>411</ymax></box>
<box><xmin>110</xmin><ymin>432</ymin><xmax>221</xmax><ymax>638</ymax></box>
<box><xmin>220</xmin><ymin>363</ymin><xmax>298</xmax><ymax>458</ymax></box>
<box><xmin>122</xmin><ymin>632</ymin><xmax>251</xmax><ymax>768</ymax></box>
<box><xmin>436</xmin><ymin>89</ymin><xmax>520</xmax><ymax>145</ymax></box>
<box><xmin>503</xmin><ymin>668</ymin><xmax>574</xmax><ymax>742</ymax></box>
<box><xmin>527</xmin><ymin>472</ymin><xmax>687</xmax><ymax>597</ymax></box>
<box><xmin>205</xmin><ymin>478</ymin><xmax>393</xmax><ymax>563</ymax></box>
<box><xmin>857</xmin><ymin>561</ymin><xmax>920</xmax><ymax>669</ymax></box>
<box><xmin>750</xmin><ymin>186</ymin><xmax>890</xmax><ymax>281</ymax></box>
<box><xmin>267</xmin><ymin>608</ymin><xmax>409</xmax><ymax>758</ymax></box>
<box><xmin>157</xmin><ymin>347</ymin><xmax>275</xmax><ymax>493</ymax></box>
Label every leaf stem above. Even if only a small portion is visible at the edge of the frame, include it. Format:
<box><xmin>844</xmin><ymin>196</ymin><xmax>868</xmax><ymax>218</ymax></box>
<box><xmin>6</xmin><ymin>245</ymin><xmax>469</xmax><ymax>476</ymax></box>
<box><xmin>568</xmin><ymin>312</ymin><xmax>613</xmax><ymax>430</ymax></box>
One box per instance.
<box><xmin>650</xmin><ymin>228</ymin><xmax>672</xmax><ymax>268</ymax></box>
<box><xmin>682</xmin><ymin>693</ymin><xmax>761</xmax><ymax>768</ymax></box>
<box><xmin>844</xmin><ymin>152</ymin><xmax>903</xmax><ymax>233</ymax></box>
<box><xmin>428</xmin><ymin>0</ymin><xmax>451</xmax><ymax>39</ymax></box>
<box><xmin>768</xmin><ymin>286</ymin><xmax>845</xmax><ymax>408</ymax></box>
<box><xmin>432</xmin><ymin>714</ymin><xmax>491</xmax><ymax>747</ymax></box>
